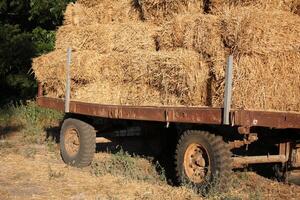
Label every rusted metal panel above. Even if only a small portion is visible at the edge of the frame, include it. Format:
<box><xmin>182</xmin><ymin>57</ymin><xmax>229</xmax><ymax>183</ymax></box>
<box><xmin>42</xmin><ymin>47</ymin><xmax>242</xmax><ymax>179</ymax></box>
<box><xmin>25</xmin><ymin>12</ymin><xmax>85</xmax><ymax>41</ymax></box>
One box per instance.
<box><xmin>233</xmin><ymin>110</ymin><xmax>300</xmax><ymax>129</ymax></box>
<box><xmin>37</xmin><ymin>82</ymin><xmax>43</xmax><ymax>97</ymax></box>
<box><xmin>37</xmin><ymin>97</ymin><xmax>64</xmax><ymax>112</ymax></box>
<box><xmin>70</xmin><ymin>102</ymin><xmax>167</xmax><ymax>122</ymax></box>
<box><xmin>36</xmin><ymin>97</ymin><xmax>223</xmax><ymax>124</ymax></box>
<box><xmin>37</xmin><ymin>97</ymin><xmax>300</xmax><ymax>129</ymax></box>
<box><xmin>167</xmin><ymin>108</ymin><xmax>222</xmax><ymax>125</ymax></box>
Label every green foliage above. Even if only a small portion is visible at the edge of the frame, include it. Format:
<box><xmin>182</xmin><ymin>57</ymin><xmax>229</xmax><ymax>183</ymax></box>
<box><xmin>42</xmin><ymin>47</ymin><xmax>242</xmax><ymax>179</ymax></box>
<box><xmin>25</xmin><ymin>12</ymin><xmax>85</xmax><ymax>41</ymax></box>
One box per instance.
<box><xmin>30</xmin><ymin>0</ymin><xmax>74</xmax><ymax>27</ymax></box>
<box><xmin>32</xmin><ymin>27</ymin><xmax>56</xmax><ymax>55</ymax></box>
<box><xmin>0</xmin><ymin>102</ymin><xmax>63</xmax><ymax>144</ymax></box>
<box><xmin>0</xmin><ymin>0</ymin><xmax>74</xmax><ymax>105</ymax></box>
<box><xmin>0</xmin><ymin>23</ymin><xmax>36</xmax><ymax>104</ymax></box>
<box><xmin>0</xmin><ymin>24</ymin><xmax>34</xmax><ymax>75</ymax></box>
<box><xmin>91</xmin><ymin>149</ymin><xmax>167</xmax><ymax>183</ymax></box>
<box><xmin>0</xmin><ymin>0</ymin><xmax>31</xmax><ymax>25</ymax></box>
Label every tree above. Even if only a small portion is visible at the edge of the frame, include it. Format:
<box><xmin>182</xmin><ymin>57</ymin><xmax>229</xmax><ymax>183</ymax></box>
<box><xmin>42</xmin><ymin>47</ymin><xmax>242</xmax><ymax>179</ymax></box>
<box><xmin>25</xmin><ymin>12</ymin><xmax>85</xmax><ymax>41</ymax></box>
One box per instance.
<box><xmin>0</xmin><ymin>0</ymin><xmax>74</xmax><ymax>106</ymax></box>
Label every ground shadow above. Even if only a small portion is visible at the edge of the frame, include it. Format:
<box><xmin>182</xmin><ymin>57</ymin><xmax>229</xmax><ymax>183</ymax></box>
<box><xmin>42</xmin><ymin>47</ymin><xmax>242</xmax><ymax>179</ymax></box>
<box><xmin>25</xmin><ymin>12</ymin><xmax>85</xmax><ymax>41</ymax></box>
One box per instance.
<box><xmin>45</xmin><ymin>126</ymin><xmax>61</xmax><ymax>143</ymax></box>
<box><xmin>95</xmin><ymin>131</ymin><xmax>179</xmax><ymax>185</ymax></box>
<box><xmin>0</xmin><ymin>125</ymin><xmax>23</xmax><ymax>139</ymax></box>
<box><xmin>43</xmin><ymin>122</ymin><xmax>180</xmax><ymax>186</ymax></box>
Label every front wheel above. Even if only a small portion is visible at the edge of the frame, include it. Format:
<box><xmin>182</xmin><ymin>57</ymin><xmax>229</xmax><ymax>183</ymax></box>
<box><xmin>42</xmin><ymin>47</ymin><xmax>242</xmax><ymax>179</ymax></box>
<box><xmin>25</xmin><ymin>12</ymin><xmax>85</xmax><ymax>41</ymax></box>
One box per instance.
<box><xmin>60</xmin><ymin>118</ymin><xmax>96</xmax><ymax>168</ymax></box>
<box><xmin>175</xmin><ymin>130</ymin><xmax>232</xmax><ymax>192</ymax></box>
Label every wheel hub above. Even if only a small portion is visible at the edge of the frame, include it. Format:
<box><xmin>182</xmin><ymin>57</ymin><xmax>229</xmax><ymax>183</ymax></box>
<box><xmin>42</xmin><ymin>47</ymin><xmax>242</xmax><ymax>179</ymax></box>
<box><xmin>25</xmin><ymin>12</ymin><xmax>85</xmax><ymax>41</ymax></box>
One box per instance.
<box><xmin>64</xmin><ymin>128</ymin><xmax>80</xmax><ymax>157</ymax></box>
<box><xmin>184</xmin><ymin>143</ymin><xmax>210</xmax><ymax>183</ymax></box>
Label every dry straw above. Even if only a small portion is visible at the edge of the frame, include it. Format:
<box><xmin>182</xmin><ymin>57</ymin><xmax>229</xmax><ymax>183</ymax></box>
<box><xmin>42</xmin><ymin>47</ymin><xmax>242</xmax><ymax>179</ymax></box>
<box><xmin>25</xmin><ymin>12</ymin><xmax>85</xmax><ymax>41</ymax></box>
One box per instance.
<box><xmin>212</xmin><ymin>6</ymin><xmax>300</xmax><ymax>111</ymax></box>
<box><xmin>33</xmin><ymin>50</ymin><xmax>210</xmax><ymax>106</ymax></box>
<box><xmin>55</xmin><ymin>22</ymin><xmax>157</xmax><ymax>53</ymax></box>
<box><xmin>157</xmin><ymin>14</ymin><xmax>226</xmax><ymax>78</ymax></box>
<box><xmin>209</xmin><ymin>0</ymin><xmax>300</xmax><ymax>14</ymax></box>
<box><xmin>137</xmin><ymin>0</ymin><xmax>204</xmax><ymax>23</ymax></box>
<box><xmin>64</xmin><ymin>1</ymin><xmax>141</xmax><ymax>26</ymax></box>
<box><xmin>212</xmin><ymin>52</ymin><xmax>300</xmax><ymax>112</ymax></box>
<box><xmin>221</xmin><ymin>6</ymin><xmax>300</xmax><ymax>55</ymax></box>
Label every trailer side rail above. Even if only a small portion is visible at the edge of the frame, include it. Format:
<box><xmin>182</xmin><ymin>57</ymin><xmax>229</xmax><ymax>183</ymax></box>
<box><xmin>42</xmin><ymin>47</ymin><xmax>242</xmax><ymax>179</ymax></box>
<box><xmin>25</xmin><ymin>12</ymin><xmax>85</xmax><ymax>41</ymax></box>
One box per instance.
<box><xmin>37</xmin><ymin>97</ymin><xmax>300</xmax><ymax>129</ymax></box>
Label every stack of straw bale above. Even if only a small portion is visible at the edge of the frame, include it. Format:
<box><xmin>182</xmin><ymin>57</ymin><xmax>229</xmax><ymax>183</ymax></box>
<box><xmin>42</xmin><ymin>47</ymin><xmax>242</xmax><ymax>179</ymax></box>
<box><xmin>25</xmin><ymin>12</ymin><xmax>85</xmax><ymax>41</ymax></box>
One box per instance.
<box><xmin>213</xmin><ymin>6</ymin><xmax>300</xmax><ymax>111</ymax></box>
<box><xmin>32</xmin><ymin>0</ymin><xmax>300</xmax><ymax>112</ymax></box>
<box><xmin>33</xmin><ymin>49</ymin><xmax>209</xmax><ymax>106</ymax></box>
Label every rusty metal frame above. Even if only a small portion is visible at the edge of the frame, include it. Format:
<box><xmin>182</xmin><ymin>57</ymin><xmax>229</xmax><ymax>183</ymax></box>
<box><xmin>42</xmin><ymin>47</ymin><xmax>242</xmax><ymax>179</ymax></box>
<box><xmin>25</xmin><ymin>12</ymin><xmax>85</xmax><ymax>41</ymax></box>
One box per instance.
<box><xmin>233</xmin><ymin>110</ymin><xmax>300</xmax><ymax>129</ymax></box>
<box><xmin>37</xmin><ymin>96</ymin><xmax>223</xmax><ymax>125</ymax></box>
<box><xmin>232</xmin><ymin>155</ymin><xmax>288</xmax><ymax>168</ymax></box>
<box><xmin>37</xmin><ymin>82</ymin><xmax>300</xmax><ymax>129</ymax></box>
<box><xmin>232</xmin><ymin>142</ymin><xmax>290</xmax><ymax>168</ymax></box>
<box><xmin>37</xmin><ymin>96</ymin><xmax>300</xmax><ymax>129</ymax></box>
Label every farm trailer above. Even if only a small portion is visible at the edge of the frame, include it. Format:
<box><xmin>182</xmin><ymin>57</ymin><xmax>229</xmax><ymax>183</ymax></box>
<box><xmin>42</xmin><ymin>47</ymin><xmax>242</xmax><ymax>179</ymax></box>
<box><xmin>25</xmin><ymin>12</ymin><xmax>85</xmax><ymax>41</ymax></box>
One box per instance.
<box><xmin>36</xmin><ymin>54</ymin><xmax>300</xmax><ymax>190</ymax></box>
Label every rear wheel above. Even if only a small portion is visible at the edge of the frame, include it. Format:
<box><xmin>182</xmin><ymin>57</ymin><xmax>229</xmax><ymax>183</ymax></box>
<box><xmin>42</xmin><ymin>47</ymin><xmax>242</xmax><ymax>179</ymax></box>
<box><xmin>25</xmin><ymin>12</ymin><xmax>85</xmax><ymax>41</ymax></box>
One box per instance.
<box><xmin>175</xmin><ymin>130</ymin><xmax>232</xmax><ymax>192</ymax></box>
<box><xmin>60</xmin><ymin>118</ymin><xmax>96</xmax><ymax>168</ymax></box>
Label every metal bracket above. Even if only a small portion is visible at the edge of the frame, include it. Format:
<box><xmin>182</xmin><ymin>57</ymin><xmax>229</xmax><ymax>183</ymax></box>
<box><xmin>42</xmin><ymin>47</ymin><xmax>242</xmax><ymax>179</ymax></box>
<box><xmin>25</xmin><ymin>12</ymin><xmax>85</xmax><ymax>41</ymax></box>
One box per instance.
<box><xmin>228</xmin><ymin>133</ymin><xmax>258</xmax><ymax>149</ymax></box>
<box><xmin>223</xmin><ymin>55</ymin><xmax>234</xmax><ymax>125</ymax></box>
<box><xmin>65</xmin><ymin>47</ymin><xmax>72</xmax><ymax>113</ymax></box>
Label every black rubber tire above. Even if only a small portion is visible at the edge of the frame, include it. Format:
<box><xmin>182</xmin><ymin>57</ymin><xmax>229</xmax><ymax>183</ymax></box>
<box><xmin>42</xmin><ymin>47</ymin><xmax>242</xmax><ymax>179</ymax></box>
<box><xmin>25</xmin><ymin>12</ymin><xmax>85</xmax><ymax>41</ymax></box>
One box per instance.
<box><xmin>60</xmin><ymin>118</ymin><xmax>96</xmax><ymax>168</ymax></box>
<box><xmin>175</xmin><ymin>130</ymin><xmax>232</xmax><ymax>193</ymax></box>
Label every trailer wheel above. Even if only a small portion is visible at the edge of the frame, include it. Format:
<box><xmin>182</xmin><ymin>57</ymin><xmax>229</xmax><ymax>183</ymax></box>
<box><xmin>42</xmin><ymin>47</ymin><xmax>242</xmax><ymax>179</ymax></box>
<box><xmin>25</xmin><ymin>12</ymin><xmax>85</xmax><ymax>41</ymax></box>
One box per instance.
<box><xmin>60</xmin><ymin>118</ymin><xmax>96</xmax><ymax>168</ymax></box>
<box><xmin>175</xmin><ymin>130</ymin><xmax>232</xmax><ymax>192</ymax></box>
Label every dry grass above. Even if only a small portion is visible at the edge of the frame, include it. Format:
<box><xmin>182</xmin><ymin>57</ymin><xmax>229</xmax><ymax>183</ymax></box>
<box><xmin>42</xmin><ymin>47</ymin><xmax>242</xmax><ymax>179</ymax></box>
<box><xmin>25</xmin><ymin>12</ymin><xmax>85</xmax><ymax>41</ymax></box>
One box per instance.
<box><xmin>55</xmin><ymin>22</ymin><xmax>157</xmax><ymax>52</ymax></box>
<box><xmin>138</xmin><ymin>0</ymin><xmax>204</xmax><ymax>23</ymax></box>
<box><xmin>91</xmin><ymin>150</ymin><xmax>166</xmax><ymax>183</ymax></box>
<box><xmin>0</xmin><ymin>150</ymin><xmax>199</xmax><ymax>200</ymax></box>
<box><xmin>0</xmin><ymin>140</ymin><xmax>300</xmax><ymax>200</ymax></box>
<box><xmin>33</xmin><ymin>49</ymin><xmax>210</xmax><ymax>106</ymax></box>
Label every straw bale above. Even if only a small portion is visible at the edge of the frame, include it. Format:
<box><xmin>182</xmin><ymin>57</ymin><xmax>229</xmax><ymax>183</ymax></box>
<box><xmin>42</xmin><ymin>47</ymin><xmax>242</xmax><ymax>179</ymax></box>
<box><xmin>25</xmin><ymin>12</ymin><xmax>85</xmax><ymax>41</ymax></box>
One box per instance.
<box><xmin>137</xmin><ymin>0</ymin><xmax>204</xmax><ymax>23</ymax></box>
<box><xmin>73</xmin><ymin>81</ymin><xmax>164</xmax><ymax>106</ymax></box>
<box><xmin>157</xmin><ymin>14</ymin><xmax>226</xmax><ymax>80</ymax></box>
<box><xmin>221</xmin><ymin>6</ymin><xmax>300</xmax><ymax>55</ymax></box>
<box><xmin>213</xmin><ymin>52</ymin><xmax>300</xmax><ymax>112</ymax></box>
<box><xmin>157</xmin><ymin>14</ymin><xmax>226</xmax><ymax>106</ymax></box>
<box><xmin>32</xmin><ymin>50</ymin><xmax>112</xmax><ymax>98</ymax></box>
<box><xmin>209</xmin><ymin>0</ymin><xmax>298</xmax><ymax>14</ymax></box>
<box><xmin>32</xmin><ymin>49</ymin><xmax>210</xmax><ymax>106</ymax></box>
<box><xmin>55</xmin><ymin>22</ymin><xmax>157</xmax><ymax>52</ymax></box>
<box><xmin>63</xmin><ymin>1</ymin><xmax>140</xmax><ymax>26</ymax></box>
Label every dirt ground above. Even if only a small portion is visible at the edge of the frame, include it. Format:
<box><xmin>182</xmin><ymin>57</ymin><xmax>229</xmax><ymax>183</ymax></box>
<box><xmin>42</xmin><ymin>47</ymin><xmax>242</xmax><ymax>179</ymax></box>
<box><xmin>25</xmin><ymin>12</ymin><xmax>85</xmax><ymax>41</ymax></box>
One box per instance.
<box><xmin>0</xmin><ymin>132</ymin><xmax>300</xmax><ymax>200</ymax></box>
